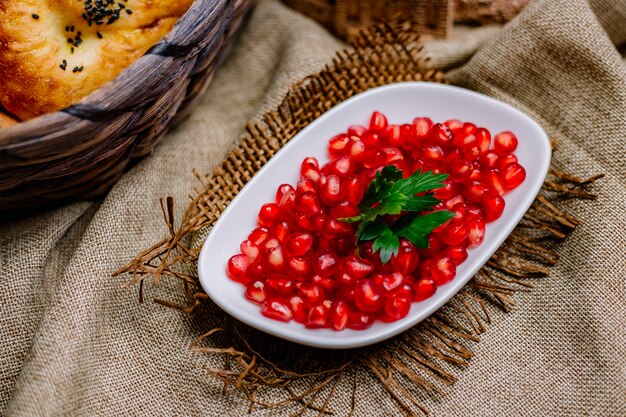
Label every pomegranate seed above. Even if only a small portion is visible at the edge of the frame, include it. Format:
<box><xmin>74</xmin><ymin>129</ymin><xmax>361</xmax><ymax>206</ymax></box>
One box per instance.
<box><xmin>311</xmin><ymin>274</ymin><xmax>336</xmax><ymax>290</ymax></box>
<box><xmin>284</xmin><ymin>232</ymin><xmax>313</xmax><ymax>256</ymax></box>
<box><xmin>246</xmin><ymin>260</ymin><xmax>264</xmax><ymax>280</ymax></box>
<box><xmin>313</xmin><ymin>250</ymin><xmax>339</xmax><ymax>277</ymax></box>
<box><xmin>326</xmin><ymin>156</ymin><xmax>354</xmax><ymax>177</ymax></box>
<box><xmin>370</xmin><ymin>111</ymin><xmax>388</xmax><ymax>131</ymax></box>
<box><xmin>347</xmin><ymin>125</ymin><xmax>367</xmax><ymax>137</ymax></box>
<box><xmin>502</xmin><ymin>163</ymin><xmax>526</xmax><ymax>190</ymax></box>
<box><xmin>448</xmin><ymin>203</ymin><xmax>468</xmax><ymax>224</ymax></box>
<box><xmin>463</xmin><ymin>181</ymin><xmax>491</xmax><ymax>202</ymax></box>
<box><xmin>434</xmin><ymin>180</ymin><xmax>460</xmax><ymax>200</ymax></box>
<box><xmin>448</xmin><ymin>159</ymin><xmax>474</xmax><ymax>182</ymax></box>
<box><xmin>483</xmin><ymin>170</ymin><xmax>506</xmax><ymax>196</ymax></box>
<box><xmin>376</xmin><ymin>272</ymin><xmax>407</xmax><ymax>296</ymax></box>
<box><xmin>343</xmin><ymin>176</ymin><xmax>364</xmax><ymax>206</ymax></box>
<box><xmin>438</xmin><ymin>222</ymin><xmax>470</xmax><ymax>246</ymax></box>
<box><xmin>311</xmin><ymin>214</ymin><xmax>326</xmax><ymax>234</ymax></box>
<box><xmin>362</xmin><ymin>131</ymin><xmax>382</xmax><ymax>149</ymax></box>
<box><xmin>359</xmin><ymin>241</ymin><xmax>382</xmax><ymax>265</ymax></box>
<box><xmin>422</xmin><ymin>145</ymin><xmax>445</xmax><ymax>165</ymax></box>
<box><xmin>414</xmin><ymin>278</ymin><xmax>437</xmax><ymax>301</ymax></box>
<box><xmin>296</xmin><ymin>192</ymin><xmax>321</xmax><ymax>216</ymax></box>
<box><xmin>384</xmin><ymin>294</ymin><xmax>411</xmax><ymax>320</ymax></box>
<box><xmin>264</xmin><ymin>238</ymin><xmax>280</xmax><ymax>249</ymax></box>
<box><xmin>348</xmin><ymin>311</ymin><xmax>375</xmax><ymax>330</ymax></box>
<box><xmin>261</xmin><ymin>299</ymin><xmax>292</xmax><ymax>322</ymax></box>
<box><xmin>323</xmin><ymin>218</ymin><xmax>353</xmax><ymax>236</ymax></box>
<box><xmin>466</xmin><ymin>204</ymin><xmax>484</xmax><ymax>221</ymax></box>
<box><xmin>331</xmin><ymin>301</ymin><xmax>349</xmax><ymax>331</ymax></box>
<box><xmin>328</xmin><ymin>133</ymin><xmax>350</xmax><ymax>158</ymax></box>
<box><xmin>301</xmin><ymin>158</ymin><xmax>321</xmax><ymax>183</ymax></box>
<box><xmin>444</xmin><ymin>119</ymin><xmax>463</xmax><ymax>131</ymax></box>
<box><xmin>399</xmin><ymin>123</ymin><xmax>417</xmax><ymax>149</ymax></box>
<box><xmin>227</xmin><ymin>254</ymin><xmax>250</xmax><ymax>283</ymax></box>
<box><xmin>355</xmin><ymin>279</ymin><xmax>384</xmax><ymax>312</ymax></box>
<box><xmin>418</xmin><ymin>234</ymin><xmax>446</xmax><ymax>257</ymax></box>
<box><xmin>248</xmin><ymin>227</ymin><xmax>270</xmax><ymax>246</ymax></box>
<box><xmin>297</xmin><ymin>282</ymin><xmax>325</xmax><ymax>306</ymax></box>
<box><xmin>307</xmin><ymin>302</ymin><xmax>331</xmax><ymax>328</ymax></box>
<box><xmin>266</xmin><ymin>274</ymin><xmax>295</xmax><ymax>296</ymax></box>
<box><xmin>429</xmin><ymin>255</ymin><xmax>457</xmax><ymax>285</ymax></box>
<box><xmin>258</xmin><ymin>203</ymin><xmax>280</xmax><ymax>227</ymax></box>
<box><xmin>429</xmin><ymin>123</ymin><xmax>453</xmax><ymax>147</ymax></box>
<box><xmin>390</xmin><ymin>240</ymin><xmax>419</xmax><ymax>274</ymax></box>
<box><xmin>413</xmin><ymin>117</ymin><xmax>433</xmax><ymax>141</ymax></box>
<box><xmin>294</xmin><ymin>213</ymin><xmax>314</xmax><ymax>232</ymax></box>
<box><xmin>480</xmin><ymin>151</ymin><xmax>500</xmax><ymax>169</ymax></box>
<box><xmin>442</xmin><ymin>245</ymin><xmax>468</xmax><ymax>264</ymax></box>
<box><xmin>263</xmin><ymin>246</ymin><xmax>285</xmax><ymax>273</ymax></box>
<box><xmin>276</xmin><ymin>184</ymin><xmax>296</xmax><ymax>211</ymax></box>
<box><xmin>360</xmin><ymin>149</ymin><xmax>386</xmax><ymax>169</ymax></box>
<box><xmin>296</xmin><ymin>178</ymin><xmax>317</xmax><ymax>194</ymax></box>
<box><xmin>245</xmin><ymin>281</ymin><xmax>267</xmax><ymax>304</ymax></box>
<box><xmin>385</xmin><ymin>124</ymin><xmax>402</xmax><ymax>147</ymax></box>
<box><xmin>342</xmin><ymin>255</ymin><xmax>375</xmax><ymax>278</ymax></box>
<box><xmin>482</xmin><ymin>193</ymin><xmax>505</xmax><ymax>222</ymax></box>
<box><xmin>349</xmin><ymin>140</ymin><xmax>366</xmax><ymax>157</ymax></box>
<box><xmin>499</xmin><ymin>153</ymin><xmax>518</xmax><ymax>170</ymax></box>
<box><xmin>286</xmin><ymin>256</ymin><xmax>311</xmax><ymax>279</ymax></box>
<box><xmin>319</xmin><ymin>174</ymin><xmax>344</xmax><ymax>205</ymax></box>
<box><xmin>330</xmin><ymin>201</ymin><xmax>359</xmax><ymax>219</ymax></box>
<box><xmin>493</xmin><ymin>131</ymin><xmax>518</xmax><ymax>154</ymax></box>
<box><xmin>463</xmin><ymin>145</ymin><xmax>481</xmax><ymax>161</ymax></box>
<box><xmin>468</xmin><ymin>219</ymin><xmax>486</xmax><ymax>247</ymax></box>
<box><xmin>444</xmin><ymin>194</ymin><xmax>465</xmax><ymax>209</ymax></box>
<box><xmin>240</xmin><ymin>240</ymin><xmax>259</xmax><ymax>262</ymax></box>
<box><xmin>475</xmin><ymin>127</ymin><xmax>491</xmax><ymax>153</ymax></box>
<box><xmin>273</xmin><ymin>221</ymin><xmax>291</xmax><ymax>243</ymax></box>
<box><xmin>288</xmin><ymin>296</ymin><xmax>307</xmax><ymax>323</ymax></box>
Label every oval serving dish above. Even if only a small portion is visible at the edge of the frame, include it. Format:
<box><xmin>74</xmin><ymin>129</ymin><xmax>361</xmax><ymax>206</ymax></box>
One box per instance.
<box><xmin>198</xmin><ymin>82</ymin><xmax>550</xmax><ymax>349</ymax></box>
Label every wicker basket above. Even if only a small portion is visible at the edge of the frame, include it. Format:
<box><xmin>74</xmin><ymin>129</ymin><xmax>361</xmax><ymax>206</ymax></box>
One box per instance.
<box><xmin>0</xmin><ymin>0</ymin><xmax>253</xmax><ymax>216</ymax></box>
<box><xmin>281</xmin><ymin>0</ymin><xmax>453</xmax><ymax>41</ymax></box>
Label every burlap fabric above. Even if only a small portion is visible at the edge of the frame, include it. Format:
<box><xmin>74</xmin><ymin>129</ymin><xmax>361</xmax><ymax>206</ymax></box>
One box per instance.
<box><xmin>1</xmin><ymin>0</ymin><xmax>624</xmax><ymax>415</ymax></box>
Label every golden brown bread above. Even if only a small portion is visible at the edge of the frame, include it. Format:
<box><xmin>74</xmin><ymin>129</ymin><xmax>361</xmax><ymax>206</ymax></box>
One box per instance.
<box><xmin>0</xmin><ymin>0</ymin><xmax>193</xmax><ymax>121</ymax></box>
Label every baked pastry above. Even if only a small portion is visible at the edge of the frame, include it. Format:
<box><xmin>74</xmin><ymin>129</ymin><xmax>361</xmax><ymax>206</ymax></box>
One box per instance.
<box><xmin>0</xmin><ymin>0</ymin><xmax>193</xmax><ymax>121</ymax></box>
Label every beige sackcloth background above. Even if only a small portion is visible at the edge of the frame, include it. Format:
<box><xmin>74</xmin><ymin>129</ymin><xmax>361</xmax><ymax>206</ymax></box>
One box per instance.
<box><xmin>1</xmin><ymin>0</ymin><xmax>625</xmax><ymax>415</ymax></box>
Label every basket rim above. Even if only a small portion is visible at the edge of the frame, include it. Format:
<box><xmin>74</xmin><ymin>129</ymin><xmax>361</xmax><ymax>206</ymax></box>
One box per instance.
<box><xmin>0</xmin><ymin>0</ymin><xmax>244</xmax><ymax>152</ymax></box>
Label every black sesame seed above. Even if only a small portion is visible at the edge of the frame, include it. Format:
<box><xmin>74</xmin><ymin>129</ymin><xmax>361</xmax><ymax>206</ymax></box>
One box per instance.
<box><xmin>72</xmin><ymin>66</ymin><xmax>79</xmax><ymax>73</ymax></box>
<box><xmin>71</xmin><ymin>47</ymin><xmax>74</xmax><ymax>53</ymax></box>
<box><xmin>32</xmin><ymin>14</ymin><xmax>39</xmax><ymax>20</ymax></box>
<box><xmin>60</xmin><ymin>63</ymin><xmax>66</xmax><ymax>70</ymax></box>
<box><xmin>70</xmin><ymin>25</ymin><xmax>75</xmax><ymax>31</ymax></box>
<box><xmin>78</xmin><ymin>66</ymin><xmax>84</xmax><ymax>72</ymax></box>
<box><xmin>67</xmin><ymin>38</ymin><xmax>74</xmax><ymax>44</ymax></box>
<box><xmin>97</xmin><ymin>31</ymin><xmax>103</xmax><ymax>39</ymax></box>
<box><xmin>125</xmin><ymin>9</ymin><xmax>132</xmax><ymax>14</ymax></box>
<box><xmin>65</xmin><ymin>25</ymin><xmax>69</xmax><ymax>32</ymax></box>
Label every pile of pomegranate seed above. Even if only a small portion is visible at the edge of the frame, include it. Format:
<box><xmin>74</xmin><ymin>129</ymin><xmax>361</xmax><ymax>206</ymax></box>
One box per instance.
<box><xmin>227</xmin><ymin>112</ymin><xmax>526</xmax><ymax>330</ymax></box>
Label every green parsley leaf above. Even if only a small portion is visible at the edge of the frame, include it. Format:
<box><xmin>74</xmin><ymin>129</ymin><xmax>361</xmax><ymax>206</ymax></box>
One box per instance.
<box><xmin>395</xmin><ymin>211</ymin><xmax>454</xmax><ymax>248</ymax></box>
<box><xmin>371</xmin><ymin>224</ymin><xmax>400</xmax><ymax>264</ymax></box>
<box><xmin>340</xmin><ymin>166</ymin><xmax>453</xmax><ymax>264</ymax></box>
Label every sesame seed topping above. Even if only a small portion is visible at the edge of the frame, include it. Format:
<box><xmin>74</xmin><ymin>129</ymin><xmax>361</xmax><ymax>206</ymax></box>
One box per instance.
<box><xmin>32</xmin><ymin>14</ymin><xmax>39</xmax><ymax>20</ymax></box>
<box><xmin>97</xmin><ymin>31</ymin><xmax>103</xmax><ymax>38</ymax></box>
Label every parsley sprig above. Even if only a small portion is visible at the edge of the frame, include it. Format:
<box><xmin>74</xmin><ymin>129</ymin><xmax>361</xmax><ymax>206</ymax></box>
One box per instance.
<box><xmin>341</xmin><ymin>166</ymin><xmax>453</xmax><ymax>264</ymax></box>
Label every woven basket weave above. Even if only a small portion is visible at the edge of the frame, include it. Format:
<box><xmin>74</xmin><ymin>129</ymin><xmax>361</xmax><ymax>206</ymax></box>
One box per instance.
<box><xmin>0</xmin><ymin>0</ymin><xmax>253</xmax><ymax>216</ymax></box>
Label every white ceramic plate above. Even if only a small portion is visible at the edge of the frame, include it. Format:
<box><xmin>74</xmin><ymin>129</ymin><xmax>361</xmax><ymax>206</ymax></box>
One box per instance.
<box><xmin>198</xmin><ymin>82</ymin><xmax>550</xmax><ymax>349</ymax></box>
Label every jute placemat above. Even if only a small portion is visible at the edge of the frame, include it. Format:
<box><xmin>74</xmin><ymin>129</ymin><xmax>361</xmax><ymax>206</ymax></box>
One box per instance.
<box><xmin>115</xmin><ymin>22</ymin><xmax>603</xmax><ymax>416</ymax></box>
